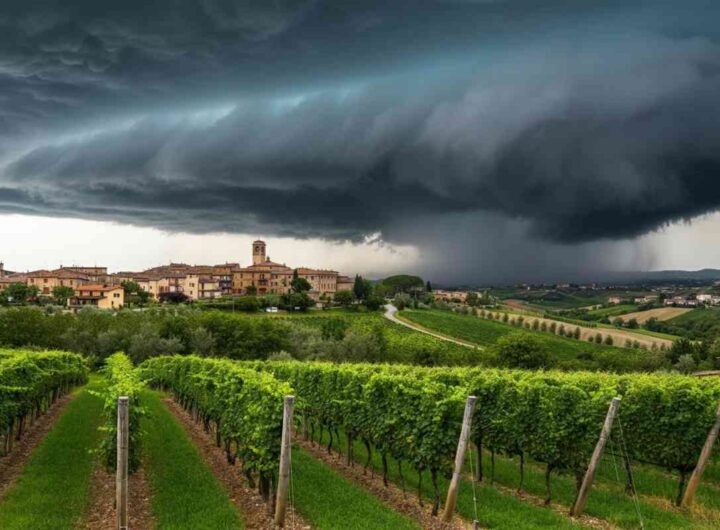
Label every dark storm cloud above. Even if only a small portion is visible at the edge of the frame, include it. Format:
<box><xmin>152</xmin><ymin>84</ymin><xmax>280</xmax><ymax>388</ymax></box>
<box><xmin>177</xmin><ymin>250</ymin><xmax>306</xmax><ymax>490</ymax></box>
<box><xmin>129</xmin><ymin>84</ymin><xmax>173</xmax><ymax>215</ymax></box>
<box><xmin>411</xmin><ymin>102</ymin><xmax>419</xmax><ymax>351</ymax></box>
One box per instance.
<box><xmin>2</xmin><ymin>0</ymin><xmax>720</xmax><ymax>278</ymax></box>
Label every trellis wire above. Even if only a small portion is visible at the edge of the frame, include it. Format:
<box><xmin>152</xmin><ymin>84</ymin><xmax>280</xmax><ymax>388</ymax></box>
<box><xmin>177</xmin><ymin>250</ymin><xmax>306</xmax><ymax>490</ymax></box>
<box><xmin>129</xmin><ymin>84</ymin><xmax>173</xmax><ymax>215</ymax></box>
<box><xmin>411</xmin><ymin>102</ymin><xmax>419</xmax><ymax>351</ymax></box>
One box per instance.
<box><xmin>467</xmin><ymin>442</ymin><xmax>480</xmax><ymax>528</ymax></box>
<box><xmin>617</xmin><ymin>416</ymin><xmax>645</xmax><ymax>530</ymax></box>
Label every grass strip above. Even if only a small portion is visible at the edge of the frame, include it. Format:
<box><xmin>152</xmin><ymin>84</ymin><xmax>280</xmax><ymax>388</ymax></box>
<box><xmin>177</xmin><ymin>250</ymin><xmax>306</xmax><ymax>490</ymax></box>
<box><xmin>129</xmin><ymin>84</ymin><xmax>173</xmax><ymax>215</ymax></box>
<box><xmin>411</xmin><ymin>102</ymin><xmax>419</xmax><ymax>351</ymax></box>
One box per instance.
<box><xmin>0</xmin><ymin>378</ymin><xmax>103</xmax><ymax>530</ymax></box>
<box><xmin>291</xmin><ymin>447</ymin><xmax>420</xmax><ymax>530</ymax></box>
<box><xmin>311</xmin><ymin>429</ymin><xmax>581</xmax><ymax>529</ymax></box>
<box><xmin>485</xmin><ymin>450</ymin><xmax>715</xmax><ymax>529</ymax></box>
<box><xmin>142</xmin><ymin>390</ymin><xmax>244</xmax><ymax>530</ymax></box>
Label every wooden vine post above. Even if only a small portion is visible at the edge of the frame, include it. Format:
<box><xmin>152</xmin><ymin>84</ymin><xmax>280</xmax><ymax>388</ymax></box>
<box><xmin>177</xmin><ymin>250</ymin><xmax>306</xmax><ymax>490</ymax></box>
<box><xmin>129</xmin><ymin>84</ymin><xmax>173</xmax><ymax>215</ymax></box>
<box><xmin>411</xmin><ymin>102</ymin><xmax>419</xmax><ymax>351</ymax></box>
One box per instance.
<box><xmin>571</xmin><ymin>396</ymin><xmax>621</xmax><ymax>517</ymax></box>
<box><xmin>274</xmin><ymin>395</ymin><xmax>295</xmax><ymax>528</ymax></box>
<box><xmin>116</xmin><ymin>396</ymin><xmax>129</xmax><ymax>530</ymax></box>
<box><xmin>682</xmin><ymin>401</ymin><xmax>720</xmax><ymax>506</ymax></box>
<box><xmin>442</xmin><ymin>395</ymin><xmax>477</xmax><ymax>523</ymax></box>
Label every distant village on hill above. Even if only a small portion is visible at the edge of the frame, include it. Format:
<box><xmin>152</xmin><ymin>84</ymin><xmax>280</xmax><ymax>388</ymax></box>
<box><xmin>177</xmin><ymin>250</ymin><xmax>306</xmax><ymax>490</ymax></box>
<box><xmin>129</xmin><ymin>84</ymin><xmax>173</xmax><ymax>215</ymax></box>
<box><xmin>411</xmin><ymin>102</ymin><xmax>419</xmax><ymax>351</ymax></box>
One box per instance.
<box><xmin>0</xmin><ymin>240</ymin><xmax>354</xmax><ymax>309</ymax></box>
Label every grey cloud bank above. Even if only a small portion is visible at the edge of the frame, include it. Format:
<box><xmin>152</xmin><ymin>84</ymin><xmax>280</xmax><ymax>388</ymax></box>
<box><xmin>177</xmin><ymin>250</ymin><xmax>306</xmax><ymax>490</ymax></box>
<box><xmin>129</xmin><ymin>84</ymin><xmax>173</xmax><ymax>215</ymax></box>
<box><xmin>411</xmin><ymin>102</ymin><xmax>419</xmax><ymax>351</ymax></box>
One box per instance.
<box><xmin>1</xmin><ymin>1</ymin><xmax>719</xmax><ymax>282</ymax></box>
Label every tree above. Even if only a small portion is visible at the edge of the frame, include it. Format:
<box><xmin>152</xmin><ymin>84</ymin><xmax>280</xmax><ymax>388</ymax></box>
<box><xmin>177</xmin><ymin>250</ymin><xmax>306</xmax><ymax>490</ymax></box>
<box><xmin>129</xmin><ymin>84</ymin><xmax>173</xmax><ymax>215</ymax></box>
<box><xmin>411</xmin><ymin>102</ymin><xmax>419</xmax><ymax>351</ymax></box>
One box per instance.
<box><xmin>246</xmin><ymin>284</ymin><xmax>257</xmax><ymax>296</ymax></box>
<box><xmin>667</xmin><ymin>338</ymin><xmax>695</xmax><ymax>364</ymax></box>
<box><xmin>426</xmin><ymin>280</ymin><xmax>432</xmax><ymax>292</ymax></box>
<box><xmin>626</xmin><ymin>318</ymin><xmax>639</xmax><ymax>329</ymax></box>
<box><xmin>121</xmin><ymin>280</ymin><xmax>141</xmax><ymax>295</ymax></box>
<box><xmin>120</xmin><ymin>280</ymin><xmax>150</xmax><ymax>306</ymax></box>
<box><xmin>465</xmin><ymin>292</ymin><xmax>479</xmax><ymax>307</ymax></box>
<box><xmin>333</xmin><ymin>290</ymin><xmax>354</xmax><ymax>307</ymax></box>
<box><xmin>291</xmin><ymin>275</ymin><xmax>312</xmax><ymax>293</ymax></box>
<box><xmin>52</xmin><ymin>285</ymin><xmax>75</xmax><ymax>306</ymax></box>
<box><xmin>189</xmin><ymin>327</ymin><xmax>215</xmax><ymax>356</ymax></box>
<box><xmin>708</xmin><ymin>338</ymin><xmax>720</xmax><ymax>369</ymax></box>
<box><xmin>393</xmin><ymin>292</ymin><xmax>412</xmax><ymax>310</ymax></box>
<box><xmin>158</xmin><ymin>291</ymin><xmax>190</xmax><ymax>304</ymax></box>
<box><xmin>379</xmin><ymin>275</ymin><xmax>424</xmax><ymax>296</ymax></box>
<box><xmin>364</xmin><ymin>293</ymin><xmax>385</xmax><ymax>311</ymax></box>
<box><xmin>604</xmin><ymin>335</ymin><xmax>614</xmax><ymax>346</ymax></box>
<box><xmin>281</xmin><ymin>291</ymin><xmax>315</xmax><ymax>311</ymax></box>
<box><xmin>675</xmin><ymin>354</ymin><xmax>697</xmax><ymax>374</ymax></box>
<box><xmin>235</xmin><ymin>296</ymin><xmax>260</xmax><ymax>312</ymax></box>
<box><xmin>573</xmin><ymin>327</ymin><xmax>581</xmax><ymax>340</ymax></box>
<box><xmin>493</xmin><ymin>332</ymin><xmax>551</xmax><ymax>369</ymax></box>
<box><xmin>353</xmin><ymin>274</ymin><xmax>372</xmax><ymax>301</ymax></box>
<box><xmin>3</xmin><ymin>282</ymin><xmax>30</xmax><ymax>303</ymax></box>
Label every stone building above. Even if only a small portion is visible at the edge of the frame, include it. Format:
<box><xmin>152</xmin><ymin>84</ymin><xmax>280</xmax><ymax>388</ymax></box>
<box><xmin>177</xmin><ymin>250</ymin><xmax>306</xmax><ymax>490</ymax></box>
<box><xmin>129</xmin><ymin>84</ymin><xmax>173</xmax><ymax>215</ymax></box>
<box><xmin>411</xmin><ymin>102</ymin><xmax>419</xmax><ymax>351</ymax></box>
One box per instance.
<box><xmin>232</xmin><ymin>240</ymin><xmax>353</xmax><ymax>300</ymax></box>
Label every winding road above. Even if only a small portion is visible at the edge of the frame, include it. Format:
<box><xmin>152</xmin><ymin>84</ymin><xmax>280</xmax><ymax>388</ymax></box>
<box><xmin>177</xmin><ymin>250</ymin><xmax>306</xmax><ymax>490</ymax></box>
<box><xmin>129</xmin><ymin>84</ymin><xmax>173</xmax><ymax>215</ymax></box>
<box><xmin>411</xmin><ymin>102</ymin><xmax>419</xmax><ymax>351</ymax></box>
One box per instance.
<box><xmin>383</xmin><ymin>304</ymin><xmax>481</xmax><ymax>349</ymax></box>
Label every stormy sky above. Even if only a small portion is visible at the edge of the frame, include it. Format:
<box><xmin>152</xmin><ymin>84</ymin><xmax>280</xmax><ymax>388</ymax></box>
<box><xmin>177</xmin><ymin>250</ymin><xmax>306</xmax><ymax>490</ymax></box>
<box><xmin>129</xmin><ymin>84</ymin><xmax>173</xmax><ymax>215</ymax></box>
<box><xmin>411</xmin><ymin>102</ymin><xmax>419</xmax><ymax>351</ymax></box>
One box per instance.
<box><xmin>2</xmin><ymin>0</ymin><xmax>720</xmax><ymax>283</ymax></box>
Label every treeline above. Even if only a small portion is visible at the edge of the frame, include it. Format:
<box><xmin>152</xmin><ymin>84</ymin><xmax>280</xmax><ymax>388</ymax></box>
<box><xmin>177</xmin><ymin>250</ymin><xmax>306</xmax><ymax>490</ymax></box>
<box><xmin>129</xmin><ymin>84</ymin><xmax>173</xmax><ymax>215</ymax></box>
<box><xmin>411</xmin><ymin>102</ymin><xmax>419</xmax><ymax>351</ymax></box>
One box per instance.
<box><xmin>0</xmin><ymin>307</ymin><xmax>477</xmax><ymax>367</ymax></box>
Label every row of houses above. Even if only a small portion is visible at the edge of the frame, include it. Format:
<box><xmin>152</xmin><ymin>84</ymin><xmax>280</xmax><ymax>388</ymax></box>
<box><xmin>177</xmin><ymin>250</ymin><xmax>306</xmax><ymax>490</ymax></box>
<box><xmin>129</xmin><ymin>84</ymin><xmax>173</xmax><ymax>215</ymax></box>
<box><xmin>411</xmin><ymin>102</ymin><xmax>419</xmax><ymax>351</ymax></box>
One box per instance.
<box><xmin>664</xmin><ymin>294</ymin><xmax>720</xmax><ymax>307</ymax></box>
<box><xmin>607</xmin><ymin>295</ymin><xmax>659</xmax><ymax>305</ymax></box>
<box><xmin>0</xmin><ymin>240</ymin><xmax>355</xmax><ymax>308</ymax></box>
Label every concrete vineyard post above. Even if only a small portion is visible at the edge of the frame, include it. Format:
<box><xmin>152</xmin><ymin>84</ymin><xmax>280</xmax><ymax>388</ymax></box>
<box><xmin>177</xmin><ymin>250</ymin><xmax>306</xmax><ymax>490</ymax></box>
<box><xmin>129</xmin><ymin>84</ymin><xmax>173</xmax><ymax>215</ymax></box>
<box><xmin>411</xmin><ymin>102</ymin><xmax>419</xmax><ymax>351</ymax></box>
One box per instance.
<box><xmin>682</xmin><ymin>401</ymin><xmax>720</xmax><ymax>506</ymax></box>
<box><xmin>274</xmin><ymin>395</ymin><xmax>295</xmax><ymax>528</ymax></box>
<box><xmin>442</xmin><ymin>395</ymin><xmax>477</xmax><ymax>523</ymax></box>
<box><xmin>117</xmin><ymin>396</ymin><xmax>129</xmax><ymax>530</ymax></box>
<box><xmin>571</xmin><ymin>397</ymin><xmax>621</xmax><ymax>517</ymax></box>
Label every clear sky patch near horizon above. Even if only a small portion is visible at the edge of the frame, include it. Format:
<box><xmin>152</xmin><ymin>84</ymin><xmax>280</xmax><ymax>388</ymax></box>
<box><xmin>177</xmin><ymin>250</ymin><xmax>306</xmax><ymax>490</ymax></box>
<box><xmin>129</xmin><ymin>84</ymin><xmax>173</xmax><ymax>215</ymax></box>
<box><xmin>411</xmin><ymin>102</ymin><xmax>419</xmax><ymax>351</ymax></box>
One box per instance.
<box><xmin>2</xmin><ymin>1</ymin><xmax>720</xmax><ymax>283</ymax></box>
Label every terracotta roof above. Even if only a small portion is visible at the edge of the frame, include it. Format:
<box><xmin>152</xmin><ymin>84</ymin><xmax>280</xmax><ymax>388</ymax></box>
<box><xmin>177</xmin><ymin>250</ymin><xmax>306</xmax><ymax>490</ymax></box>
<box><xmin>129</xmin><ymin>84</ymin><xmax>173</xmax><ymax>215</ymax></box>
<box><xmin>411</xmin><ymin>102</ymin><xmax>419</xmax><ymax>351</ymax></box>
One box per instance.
<box><xmin>0</xmin><ymin>274</ymin><xmax>26</xmax><ymax>283</ymax></box>
<box><xmin>27</xmin><ymin>269</ymin><xmax>90</xmax><ymax>280</ymax></box>
<box><xmin>237</xmin><ymin>261</ymin><xmax>291</xmax><ymax>271</ymax></box>
<box><xmin>296</xmin><ymin>267</ymin><xmax>338</xmax><ymax>275</ymax></box>
<box><xmin>60</xmin><ymin>266</ymin><xmax>107</xmax><ymax>274</ymax></box>
<box><xmin>76</xmin><ymin>284</ymin><xmax>123</xmax><ymax>292</ymax></box>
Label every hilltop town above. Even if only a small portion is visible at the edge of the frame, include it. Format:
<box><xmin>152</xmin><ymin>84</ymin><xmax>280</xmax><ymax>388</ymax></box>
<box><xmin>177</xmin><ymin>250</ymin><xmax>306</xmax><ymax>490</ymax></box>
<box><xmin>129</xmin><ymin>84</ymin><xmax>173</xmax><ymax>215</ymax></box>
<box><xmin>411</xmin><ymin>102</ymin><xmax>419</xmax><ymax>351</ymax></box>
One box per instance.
<box><xmin>0</xmin><ymin>240</ymin><xmax>354</xmax><ymax>309</ymax></box>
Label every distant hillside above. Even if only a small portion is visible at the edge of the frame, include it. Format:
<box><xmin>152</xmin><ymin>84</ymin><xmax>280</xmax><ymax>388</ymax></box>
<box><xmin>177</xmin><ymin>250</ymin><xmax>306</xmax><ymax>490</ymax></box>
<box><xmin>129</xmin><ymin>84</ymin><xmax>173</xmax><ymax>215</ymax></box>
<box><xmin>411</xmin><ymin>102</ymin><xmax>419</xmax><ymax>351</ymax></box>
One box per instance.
<box><xmin>610</xmin><ymin>269</ymin><xmax>720</xmax><ymax>282</ymax></box>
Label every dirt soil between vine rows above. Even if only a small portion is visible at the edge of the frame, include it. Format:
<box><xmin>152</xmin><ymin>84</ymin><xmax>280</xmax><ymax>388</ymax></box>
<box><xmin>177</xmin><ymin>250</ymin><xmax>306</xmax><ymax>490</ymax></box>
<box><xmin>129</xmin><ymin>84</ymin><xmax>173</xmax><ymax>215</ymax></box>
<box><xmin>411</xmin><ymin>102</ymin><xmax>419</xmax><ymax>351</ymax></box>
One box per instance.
<box><xmin>164</xmin><ymin>397</ymin><xmax>313</xmax><ymax>530</ymax></box>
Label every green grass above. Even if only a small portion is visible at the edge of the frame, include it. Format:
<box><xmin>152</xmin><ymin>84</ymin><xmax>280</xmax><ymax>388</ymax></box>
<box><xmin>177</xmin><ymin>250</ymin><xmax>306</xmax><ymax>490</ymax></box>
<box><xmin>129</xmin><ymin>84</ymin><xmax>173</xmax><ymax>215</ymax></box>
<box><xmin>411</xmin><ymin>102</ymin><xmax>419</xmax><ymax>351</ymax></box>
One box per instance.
<box><xmin>0</xmin><ymin>378</ymin><xmax>104</xmax><ymax>530</ymax></box>
<box><xmin>586</xmin><ymin>304</ymin><xmax>639</xmax><ymax>319</ymax></box>
<box><xmin>291</xmin><ymin>447</ymin><xmax>421</xmax><ymax>530</ymax></box>
<box><xmin>143</xmin><ymin>390</ymin><xmax>244</xmax><ymax>530</ymax></box>
<box><xmin>310</xmin><ymin>428</ymin><xmax>582</xmax><ymax>529</ymax></box>
<box><xmin>595</xmin><ymin>322</ymin><xmax>680</xmax><ymax>341</ymax></box>
<box><xmin>484</xmin><ymin>450</ymin><xmax>718</xmax><ymax>529</ymax></box>
<box><xmin>312</xmin><ymin>425</ymin><xmax>717</xmax><ymax>530</ymax></box>
<box><xmin>662</xmin><ymin>308</ymin><xmax>720</xmax><ymax>340</ymax></box>
<box><xmin>291</xmin><ymin>310</ymin><xmax>483</xmax><ymax>365</ymax></box>
<box><xmin>399</xmin><ymin>309</ymin><xmax>662</xmax><ymax>371</ymax></box>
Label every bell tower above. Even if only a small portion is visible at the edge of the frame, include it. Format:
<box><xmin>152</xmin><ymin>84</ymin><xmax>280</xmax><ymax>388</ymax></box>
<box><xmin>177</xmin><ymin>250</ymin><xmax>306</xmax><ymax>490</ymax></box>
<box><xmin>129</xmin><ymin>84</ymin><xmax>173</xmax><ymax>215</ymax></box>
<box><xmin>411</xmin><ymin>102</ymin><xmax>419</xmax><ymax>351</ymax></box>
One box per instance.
<box><xmin>252</xmin><ymin>240</ymin><xmax>266</xmax><ymax>265</ymax></box>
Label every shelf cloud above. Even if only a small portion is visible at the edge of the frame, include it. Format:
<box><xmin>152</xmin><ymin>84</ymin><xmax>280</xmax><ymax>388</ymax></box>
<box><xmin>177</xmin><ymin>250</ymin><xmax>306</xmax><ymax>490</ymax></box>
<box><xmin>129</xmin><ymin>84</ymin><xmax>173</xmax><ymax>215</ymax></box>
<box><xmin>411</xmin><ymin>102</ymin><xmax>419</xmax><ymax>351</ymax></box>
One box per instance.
<box><xmin>1</xmin><ymin>1</ymin><xmax>719</xmax><ymax>280</ymax></box>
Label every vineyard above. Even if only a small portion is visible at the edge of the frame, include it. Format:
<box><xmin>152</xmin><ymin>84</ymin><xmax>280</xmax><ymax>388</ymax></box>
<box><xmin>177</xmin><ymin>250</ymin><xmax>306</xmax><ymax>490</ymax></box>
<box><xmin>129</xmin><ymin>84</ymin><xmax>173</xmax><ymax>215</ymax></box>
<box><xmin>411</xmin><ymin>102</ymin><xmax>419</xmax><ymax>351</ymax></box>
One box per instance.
<box><xmin>140</xmin><ymin>355</ymin><xmax>720</xmax><ymax>528</ymax></box>
<box><xmin>0</xmin><ymin>344</ymin><xmax>719</xmax><ymax>529</ymax></box>
<box><xmin>0</xmin><ymin>349</ymin><xmax>88</xmax><ymax>455</ymax></box>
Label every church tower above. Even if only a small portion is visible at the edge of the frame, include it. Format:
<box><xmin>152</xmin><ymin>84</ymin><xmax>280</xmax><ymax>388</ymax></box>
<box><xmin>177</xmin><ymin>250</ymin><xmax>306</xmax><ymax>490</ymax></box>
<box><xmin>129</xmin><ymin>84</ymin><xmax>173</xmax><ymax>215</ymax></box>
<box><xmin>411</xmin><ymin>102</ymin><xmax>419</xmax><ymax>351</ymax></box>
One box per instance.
<box><xmin>252</xmin><ymin>240</ymin><xmax>266</xmax><ymax>265</ymax></box>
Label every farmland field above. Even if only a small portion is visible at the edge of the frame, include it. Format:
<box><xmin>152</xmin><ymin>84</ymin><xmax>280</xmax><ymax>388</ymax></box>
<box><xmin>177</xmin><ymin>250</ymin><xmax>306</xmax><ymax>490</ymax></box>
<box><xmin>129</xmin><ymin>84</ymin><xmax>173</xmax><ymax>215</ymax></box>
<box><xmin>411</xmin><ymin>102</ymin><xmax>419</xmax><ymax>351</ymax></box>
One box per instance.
<box><xmin>491</xmin><ymin>289</ymin><xmax>648</xmax><ymax>310</ymax></box>
<box><xmin>399</xmin><ymin>308</ymin><xmax>667</xmax><ymax>371</ymax></box>
<box><xmin>585</xmin><ymin>304</ymin><xmax>639</xmax><ymax>319</ymax></box>
<box><xmin>616</xmin><ymin>306</ymin><xmax>692</xmax><ymax>323</ymax></box>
